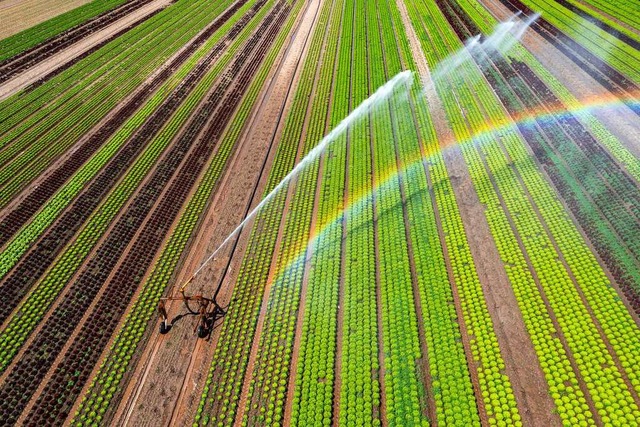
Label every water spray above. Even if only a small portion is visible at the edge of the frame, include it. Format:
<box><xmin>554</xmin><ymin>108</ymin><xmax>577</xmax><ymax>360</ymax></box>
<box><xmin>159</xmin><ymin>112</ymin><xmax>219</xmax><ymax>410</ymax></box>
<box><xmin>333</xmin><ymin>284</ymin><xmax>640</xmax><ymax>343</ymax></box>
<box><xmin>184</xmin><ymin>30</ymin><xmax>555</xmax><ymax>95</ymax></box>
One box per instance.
<box><xmin>156</xmin><ymin>12</ymin><xmax>541</xmax><ymax>338</ymax></box>
<box><xmin>157</xmin><ymin>70</ymin><xmax>414</xmax><ymax>337</ymax></box>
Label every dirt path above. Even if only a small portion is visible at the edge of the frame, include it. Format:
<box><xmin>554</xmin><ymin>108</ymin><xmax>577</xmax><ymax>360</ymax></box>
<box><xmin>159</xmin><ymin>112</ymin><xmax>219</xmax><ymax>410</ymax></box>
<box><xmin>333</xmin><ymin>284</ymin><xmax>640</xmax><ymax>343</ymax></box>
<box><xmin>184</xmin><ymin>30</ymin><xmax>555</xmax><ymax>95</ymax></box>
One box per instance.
<box><xmin>232</xmin><ymin>0</ymin><xmax>325</xmax><ymax>423</ymax></box>
<box><xmin>0</xmin><ymin>0</ymin><xmax>172</xmax><ymax>100</ymax></box>
<box><xmin>479</xmin><ymin>0</ymin><xmax>640</xmax><ymax>159</ymax></box>
<box><xmin>395</xmin><ymin>1</ymin><xmax>560</xmax><ymax>424</ymax></box>
<box><xmin>0</xmin><ymin>0</ymin><xmax>93</xmax><ymax>39</ymax></box>
<box><xmin>112</xmin><ymin>0</ymin><xmax>320</xmax><ymax>424</ymax></box>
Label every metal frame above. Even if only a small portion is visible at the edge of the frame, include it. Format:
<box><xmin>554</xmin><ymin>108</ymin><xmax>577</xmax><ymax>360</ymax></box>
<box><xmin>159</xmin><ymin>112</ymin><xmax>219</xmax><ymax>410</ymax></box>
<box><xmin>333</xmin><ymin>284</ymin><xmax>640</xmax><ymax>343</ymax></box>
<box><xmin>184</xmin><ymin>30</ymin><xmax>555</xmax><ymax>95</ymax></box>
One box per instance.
<box><xmin>157</xmin><ymin>284</ymin><xmax>225</xmax><ymax>338</ymax></box>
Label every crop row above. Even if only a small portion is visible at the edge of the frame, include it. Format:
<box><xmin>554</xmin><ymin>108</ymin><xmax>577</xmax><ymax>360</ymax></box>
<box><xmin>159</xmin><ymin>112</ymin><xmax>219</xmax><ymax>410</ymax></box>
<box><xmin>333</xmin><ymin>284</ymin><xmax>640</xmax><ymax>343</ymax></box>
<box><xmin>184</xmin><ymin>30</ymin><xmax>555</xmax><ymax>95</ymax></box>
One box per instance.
<box><xmin>0</xmin><ymin>0</ymin><xmax>254</xmax><ymax>249</ymax></box>
<box><xmin>410</xmin><ymin>0</ymin><xmax>592</xmax><ymax>423</ymax></box>
<box><xmin>0</xmin><ymin>0</ymin><xmax>273</xmax><ymax>375</ymax></box>
<box><xmin>365</xmin><ymin>0</ymin><xmax>432</xmax><ymax>423</ymax></box>
<box><xmin>382</xmin><ymin>0</ymin><xmax>485</xmax><ymax>423</ymax></box>
<box><xmin>419</xmin><ymin>0</ymin><xmax>640</xmax><ymax>423</ymax></box>
<box><xmin>0</xmin><ymin>4</ymin><xmax>180</xmax><ymax>134</ymax></box>
<box><xmin>0</xmin><ymin>0</ymin><xmax>158</xmax><ymax>83</ymax></box>
<box><xmin>495</xmin><ymin>0</ymin><xmax>640</xmax><ymax>99</ymax></box>
<box><xmin>452</xmin><ymin>0</ymin><xmax>640</xmax><ymax>398</ymax></box>
<box><xmin>73</xmin><ymin>0</ymin><xmax>306</xmax><ymax>422</ymax></box>
<box><xmin>340</xmin><ymin>0</ymin><xmax>382</xmax><ymax>424</ymax></box>
<box><xmin>0</xmin><ymin>0</ymin><xmax>131</xmax><ymax>61</ymax></box>
<box><xmin>504</xmin><ymin>56</ymin><xmax>640</xmax><ymax>308</ymax></box>
<box><xmin>0</xmin><ymin>0</ymin><xmax>234</xmax><ymax>206</ymax></box>
<box><xmin>190</xmin><ymin>1</ymin><xmax>332</xmax><ymax>424</ymax></box>
<box><xmin>548</xmin><ymin>0</ymin><xmax>639</xmax><ymax>50</ymax></box>
<box><xmin>405</xmin><ymin>1</ymin><xmax>528</xmax><ymax>425</ymax></box>
<box><xmin>202</xmin><ymin>3</ymin><xmax>315</xmax><ymax>424</ymax></box>
<box><xmin>0</xmin><ymin>0</ymin><xmax>265</xmax><ymax>338</ymax></box>
<box><xmin>236</xmin><ymin>0</ymin><xmax>346</xmax><ymax>424</ymax></box>
<box><xmin>578</xmin><ymin>0</ymin><xmax>639</xmax><ymax>30</ymax></box>
<box><xmin>0</xmin><ymin>3</ymin><xmax>291</xmax><ymax>423</ymax></box>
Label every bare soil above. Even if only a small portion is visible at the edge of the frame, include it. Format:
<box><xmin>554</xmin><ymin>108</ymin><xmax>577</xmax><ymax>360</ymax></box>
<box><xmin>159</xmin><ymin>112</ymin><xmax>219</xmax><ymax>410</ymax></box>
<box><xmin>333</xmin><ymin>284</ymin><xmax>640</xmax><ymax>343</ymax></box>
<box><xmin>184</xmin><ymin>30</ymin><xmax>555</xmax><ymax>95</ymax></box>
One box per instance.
<box><xmin>396</xmin><ymin>1</ymin><xmax>561</xmax><ymax>424</ymax></box>
<box><xmin>111</xmin><ymin>1</ymin><xmax>322</xmax><ymax>424</ymax></box>
<box><xmin>0</xmin><ymin>0</ymin><xmax>172</xmax><ymax>100</ymax></box>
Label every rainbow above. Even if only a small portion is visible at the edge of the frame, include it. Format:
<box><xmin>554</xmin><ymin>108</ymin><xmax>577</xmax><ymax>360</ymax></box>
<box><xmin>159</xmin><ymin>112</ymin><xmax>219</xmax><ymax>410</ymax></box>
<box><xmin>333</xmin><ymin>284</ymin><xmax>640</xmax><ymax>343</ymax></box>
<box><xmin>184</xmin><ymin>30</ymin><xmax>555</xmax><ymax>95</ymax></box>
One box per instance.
<box><xmin>265</xmin><ymin>90</ymin><xmax>640</xmax><ymax>286</ymax></box>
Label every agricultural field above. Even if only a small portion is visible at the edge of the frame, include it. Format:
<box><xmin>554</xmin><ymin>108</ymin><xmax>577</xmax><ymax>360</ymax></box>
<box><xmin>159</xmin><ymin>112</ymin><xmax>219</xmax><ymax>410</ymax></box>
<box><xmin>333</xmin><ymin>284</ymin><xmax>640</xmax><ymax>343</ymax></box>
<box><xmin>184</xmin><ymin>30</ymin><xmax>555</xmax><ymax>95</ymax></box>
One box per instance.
<box><xmin>0</xmin><ymin>0</ymin><xmax>638</xmax><ymax>425</ymax></box>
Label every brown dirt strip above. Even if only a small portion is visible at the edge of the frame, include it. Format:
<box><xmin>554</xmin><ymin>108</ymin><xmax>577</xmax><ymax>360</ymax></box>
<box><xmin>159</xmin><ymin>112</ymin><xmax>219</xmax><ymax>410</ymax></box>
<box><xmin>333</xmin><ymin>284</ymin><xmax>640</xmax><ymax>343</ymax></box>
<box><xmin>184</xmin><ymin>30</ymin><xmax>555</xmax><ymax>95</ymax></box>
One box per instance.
<box><xmin>399</xmin><ymin>5</ymin><xmax>483</xmax><ymax>425</ymax></box>
<box><xmin>0</xmin><ymin>7</ymin><xmax>285</xmax><ymax>423</ymax></box>
<box><xmin>447</xmin><ymin>146</ymin><xmax>561</xmax><ymax>426</ymax></box>
<box><xmin>465</xmin><ymin>73</ymin><xmax>603</xmax><ymax>423</ymax></box>
<box><xmin>0</xmin><ymin>0</ymin><xmax>253</xmax><ymax>227</ymax></box>
<box><xmin>231</xmin><ymin>3</ymin><xmax>320</xmax><ymax>410</ymax></box>
<box><xmin>233</xmin><ymin>122</ymin><xmax>301</xmax><ymax>424</ymax></box>
<box><xmin>448</xmin><ymin>0</ymin><xmax>640</xmax><ymax>315</ymax></box>
<box><xmin>400</xmin><ymin>8</ymin><xmax>489</xmax><ymax>424</ymax></box>
<box><xmin>0</xmin><ymin>0</ymin><xmax>254</xmax><ymax>248</ymax></box>
<box><xmin>495</xmin><ymin>0</ymin><xmax>640</xmax><ymax>113</ymax></box>
<box><xmin>117</xmin><ymin>1</ymin><xmax>304</xmax><ymax>423</ymax></box>
<box><xmin>107</xmin><ymin>1</ymin><xmax>318</xmax><ymax>424</ymax></box>
<box><xmin>475</xmin><ymin>140</ymin><xmax>603</xmax><ymax>424</ymax></box>
<box><xmin>0</xmin><ymin>0</ymin><xmax>158</xmax><ymax>83</ymax></box>
<box><xmin>202</xmin><ymin>0</ymin><xmax>323</xmax><ymax>417</ymax></box>
<box><xmin>0</xmin><ymin>0</ymin><xmax>173</xmax><ymax>100</ymax></box>
<box><xmin>496</xmin><ymin>138</ymin><xmax>640</xmax><ymax>408</ymax></box>
<box><xmin>26</xmin><ymin>6</ymin><xmax>293</xmax><ymax>423</ymax></box>
<box><xmin>402</xmin><ymin>1</ymin><xmax>562</xmax><ymax>423</ymax></box>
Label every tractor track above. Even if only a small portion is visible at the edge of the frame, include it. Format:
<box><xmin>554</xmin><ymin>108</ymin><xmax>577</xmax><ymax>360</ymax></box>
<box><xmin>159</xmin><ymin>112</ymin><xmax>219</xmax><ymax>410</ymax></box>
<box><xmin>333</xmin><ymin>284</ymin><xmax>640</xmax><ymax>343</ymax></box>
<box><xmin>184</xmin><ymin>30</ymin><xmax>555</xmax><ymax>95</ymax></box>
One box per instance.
<box><xmin>441</xmin><ymin>0</ymin><xmax>640</xmax><ymax>317</ymax></box>
<box><xmin>0</xmin><ymin>3</ymin><xmax>287</xmax><ymax>423</ymax></box>
<box><xmin>232</xmin><ymin>4</ymin><xmax>323</xmax><ymax>424</ymax></box>
<box><xmin>0</xmin><ymin>0</ymin><xmax>265</xmax><ymax>330</ymax></box>
<box><xmin>24</xmin><ymin>5</ymin><xmax>291</xmax><ymax>426</ymax></box>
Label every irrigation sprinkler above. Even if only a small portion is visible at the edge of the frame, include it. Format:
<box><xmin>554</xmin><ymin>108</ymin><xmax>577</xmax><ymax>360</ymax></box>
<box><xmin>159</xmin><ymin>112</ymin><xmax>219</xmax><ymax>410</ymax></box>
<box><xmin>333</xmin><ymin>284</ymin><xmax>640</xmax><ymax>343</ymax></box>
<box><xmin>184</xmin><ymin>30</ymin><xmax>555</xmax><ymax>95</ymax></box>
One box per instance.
<box><xmin>157</xmin><ymin>277</ymin><xmax>226</xmax><ymax>338</ymax></box>
<box><xmin>156</xmin><ymin>70</ymin><xmax>414</xmax><ymax>339</ymax></box>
